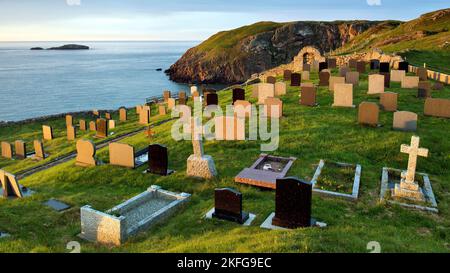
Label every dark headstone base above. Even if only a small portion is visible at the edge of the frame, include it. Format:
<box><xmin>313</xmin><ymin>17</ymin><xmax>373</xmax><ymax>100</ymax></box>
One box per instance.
<box><xmin>213</xmin><ymin>210</ymin><xmax>250</xmax><ymax>225</ymax></box>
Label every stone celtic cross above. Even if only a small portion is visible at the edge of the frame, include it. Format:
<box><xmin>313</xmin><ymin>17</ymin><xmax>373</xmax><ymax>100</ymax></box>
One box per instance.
<box><xmin>400</xmin><ymin>136</ymin><xmax>428</xmax><ymax>184</ymax></box>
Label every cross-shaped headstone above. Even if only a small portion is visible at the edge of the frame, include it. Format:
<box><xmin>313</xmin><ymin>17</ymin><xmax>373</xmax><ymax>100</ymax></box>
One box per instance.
<box><xmin>192</xmin><ymin>118</ymin><xmax>203</xmax><ymax>157</ymax></box>
<box><xmin>400</xmin><ymin>136</ymin><xmax>428</xmax><ymax>184</ymax></box>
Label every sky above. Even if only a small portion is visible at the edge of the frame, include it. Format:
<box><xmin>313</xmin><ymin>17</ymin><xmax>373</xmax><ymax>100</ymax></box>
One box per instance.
<box><xmin>0</xmin><ymin>0</ymin><xmax>448</xmax><ymax>41</ymax></box>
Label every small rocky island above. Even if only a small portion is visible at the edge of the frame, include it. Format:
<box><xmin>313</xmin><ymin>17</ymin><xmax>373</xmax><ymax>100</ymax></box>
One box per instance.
<box><xmin>30</xmin><ymin>44</ymin><xmax>90</xmax><ymax>50</ymax></box>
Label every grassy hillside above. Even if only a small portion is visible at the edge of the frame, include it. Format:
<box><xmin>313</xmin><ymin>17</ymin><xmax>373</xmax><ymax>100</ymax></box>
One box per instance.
<box><xmin>1</xmin><ymin>67</ymin><xmax>449</xmax><ymax>253</ymax></box>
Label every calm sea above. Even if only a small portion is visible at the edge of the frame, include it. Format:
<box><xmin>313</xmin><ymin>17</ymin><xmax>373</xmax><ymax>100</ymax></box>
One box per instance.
<box><xmin>0</xmin><ymin>41</ymin><xmax>223</xmax><ymax>122</ymax></box>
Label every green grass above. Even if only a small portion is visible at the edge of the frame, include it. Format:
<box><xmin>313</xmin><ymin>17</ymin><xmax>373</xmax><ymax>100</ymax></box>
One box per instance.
<box><xmin>400</xmin><ymin>50</ymin><xmax>450</xmax><ymax>75</ymax></box>
<box><xmin>0</xmin><ymin>68</ymin><xmax>449</xmax><ymax>253</ymax></box>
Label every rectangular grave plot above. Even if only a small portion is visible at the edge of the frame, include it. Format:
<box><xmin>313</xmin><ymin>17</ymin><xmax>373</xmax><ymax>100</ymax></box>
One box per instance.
<box><xmin>379</xmin><ymin>167</ymin><xmax>438</xmax><ymax>213</ymax></box>
<box><xmin>234</xmin><ymin>154</ymin><xmax>296</xmax><ymax>189</ymax></box>
<box><xmin>80</xmin><ymin>186</ymin><xmax>190</xmax><ymax>246</ymax></box>
<box><xmin>310</xmin><ymin>160</ymin><xmax>361</xmax><ymax>201</ymax></box>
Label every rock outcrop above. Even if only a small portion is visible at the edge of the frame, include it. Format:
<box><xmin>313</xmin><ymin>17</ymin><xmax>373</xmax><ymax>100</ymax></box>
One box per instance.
<box><xmin>166</xmin><ymin>21</ymin><xmax>382</xmax><ymax>84</ymax></box>
<box><xmin>47</xmin><ymin>44</ymin><xmax>90</xmax><ymax>50</ymax></box>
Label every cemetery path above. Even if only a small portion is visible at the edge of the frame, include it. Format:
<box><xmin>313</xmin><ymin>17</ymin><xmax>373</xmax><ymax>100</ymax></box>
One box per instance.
<box><xmin>16</xmin><ymin>118</ymin><xmax>175</xmax><ymax>180</ymax></box>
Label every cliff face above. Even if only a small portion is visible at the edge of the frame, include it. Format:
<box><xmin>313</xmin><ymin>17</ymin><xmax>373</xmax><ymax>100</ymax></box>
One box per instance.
<box><xmin>166</xmin><ymin>21</ymin><xmax>381</xmax><ymax>84</ymax></box>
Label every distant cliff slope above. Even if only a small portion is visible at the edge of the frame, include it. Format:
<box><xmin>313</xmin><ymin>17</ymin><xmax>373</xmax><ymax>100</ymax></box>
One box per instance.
<box><xmin>166</xmin><ymin>20</ymin><xmax>383</xmax><ymax>84</ymax></box>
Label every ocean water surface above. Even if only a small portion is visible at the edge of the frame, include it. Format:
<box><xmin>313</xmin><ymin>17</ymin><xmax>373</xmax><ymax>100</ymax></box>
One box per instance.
<box><xmin>0</xmin><ymin>41</ymin><xmax>221</xmax><ymax>122</ymax></box>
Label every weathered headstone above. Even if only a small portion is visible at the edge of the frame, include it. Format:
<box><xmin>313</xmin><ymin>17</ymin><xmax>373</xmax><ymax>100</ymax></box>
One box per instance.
<box><xmin>401</xmin><ymin>76</ymin><xmax>419</xmax><ymax>89</ymax></box>
<box><xmin>392</xmin><ymin>136</ymin><xmax>428</xmax><ymax>201</ymax></box>
<box><xmin>67</xmin><ymin>125</ymin><xmax>76</xmax><ymax>141</ymax></box>
<box><xmin>390</xmin><ymin>70</ymin><xmax>406</xmax><ymax>83</ymax></box>
<box><xmin>79</xmin><ymin>120</ymin><xmax>87</xmax><ymax>131</ymax></box>
<box><xmin>358</xmin><ymin>102</ymin><xmax>380</xmax><ymax>126</ymax></box>
<box><xmin>266</xmin><ymin>76</ymin><xmax>276</xmax><ymax>84</ymax></box>
<box><xmin>272</xmin><ymin>177</ymin><xmax>314</xmax><ymax>228</ymax></box>
<box><xmin>257</xmin><ymin>84</ymin><xmax>275</xmax><ymax>104</ymax></box>
<box><xmin>147</xmin><ymin>144</ymin><xmax>171</xmax><ymax>176</ymax></box>
<box><xmin>417</xmin><ymin>81</ymin><xmax>431</xmax><ymax>98</ymax></box>
<box><xmin>14</xmin><ymin>140</ymin><xmax>26</xmax><ymax>159</ymax></box>
<box><xmin>76</xmin><ymin>140</ymin><xmax>97</xmax><ymax>167</ymax></box>
<box><xmin>333</xmin><ymin>83</ymin><xmax>354</xmax><ymax>107</ymax></box>
<box><xmin>380</xmin><ymin>92</ymin><xmax>398</xmax><ymax>112</ymax></box>
<box><xmin>42</xmin><ymin>125</ymin><xmax>53</xmax><ymax>140</ymax></box>
<box><xmin>274</xmin><ymin>82</ymin><xmax>286</xmax><ymax>96</ymax></box>
<box><xmin>319</xmin><ymin>71</ymin><xmax>330</xmax><ymax>86</ymax></box>
<box><xmin>109</xmin><ymin>142</ymin><xmax>135</xmax><ymax>168</ymax></box>
<box><xmin>290</xmin><ymin>73</ymin><xmax>301</xmax><ymax>86</ymax></box>
<box><xmin>300</xmin><ymin>86</ymin><xmax>317</xmax><ymax>106</ymax></box>
<box><xmin>1</xmin><ymin>142</ymin><xmax>13</xmax><ymax>159</ymax></box>
<box><xmin>89</xmin><ymin>121</ymin><xmax>96</xmax><ymax>131</ymax></box>
<box><xmin>0</xmin><ymin>169</ymin><xmax>23</xmax><ymax>198</ymax></box>
<box><xmin>327</xmin><ymin>58</ymin><xmax>336</xmax><ymax>69</ymax></box>
<box><xmin>139</xmin><ymin>106</ymin><xmax>150</xmax><ymax>124</ymax></box>
<box><xmin>329</xmin><ymin>76</ymin><xmax>345</xmax><ymax>92</ymax></box>
<box><xmin>424</xmin><ymin>98</ymin><xmax>450</xmax><ymax>118</ymax></box>
<box><xmin>33</xmin><ymin>140</ymin><xmax>46</xmax><ymax>160</ymax></box>
<box><xmin>212</xmin><ymin>188</ymin><xmax>248</xmax><ymax>224</ymax></box>
<box><xmin>345</xmin><ymin>71</ymin><xmax>359</xmax><ymax>87</ymax></box>
<box><xmin>339</xmin><ymin>66</ymin><xmax>350</xmax><ymax>77</ymax></box>
<box><xmin>232</xmin><ymin>88</ymin><xmax>245</xmax><ymax>105</ymax></box>
<box><xmin>283</xmin><ymin>70</ymin><xmax>292</xmax><ymax>81</ymax></box>
<box><xmin>187</xmin><ymin>131</ymin><xmax>217</xmax><ymax>179</ymax></box>
<box><xmin>95</xmin><ymin>118</ymin><xmax>108</xmax><ymax>138</ymax></box>
<box><xmin>368</xmin><ymin>74</ymin><xmax>385</xmax><ymax>94</ymax></box>
<box><xmin>119</xmin><ymin>108</ymin><xmax>127</xmax><ymax>121</ymax></box>
<box><xmin>393</xmin><ymin>111</ymin><xmax>418</xmax><ymax>132</ymax></box>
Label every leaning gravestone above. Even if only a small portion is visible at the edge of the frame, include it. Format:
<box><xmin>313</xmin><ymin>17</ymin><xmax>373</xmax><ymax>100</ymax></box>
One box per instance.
<box><xmin>300</xmin><ymin>86</ymin><xmax>317</xmax><ymax>106</ymax></box>
<box><xmin>206</xmin><ymin>93</ymin><xmax>219</xmax><ymax>106</ymax></box>
<box><xmin>76</xmin><ymin>140</ymin><xmax>97</xmax><ymax>167</ymax></box>
<box><xmin>186</xmin><ymin>131</ymin><xmax>217</xmax><ymax>179</ymax></box>
<box><xmin>417</xmin><ymin>81</ymin><xmax>431</xmax><ymax>98</ymax></box>
<box><xmin>14</xmin><ymin>140</ymin><xmax>26</xmax><ymax>159</ymax></box>
<box><xmin>333</xmin><ymin>83</ymin><xmax>354</xmax><ymax>108</ymax></box>
<box><xmin>272</xmin><ymin>177</ymin><xmax>315</xmax><ymax>228</ymax></box>
<box><xmin>1</xmin><ymin>169</ymin><xmax>23</xmax><ymax>198</ymax></box>
<box><xmin>95</xmin><ymin>118</ymin><xmax>108</xmax><ymax>138</ymax></box>
<box><xmin>1</xmin><ymin>142</ymin><xmax>13</xmax><ymax>159</ymax></box>
<box><xmin>358</xmin><ymin>102</ymin><xmax>380</xmax><ymax>127</ymax></box>
<box><xmin>79</xmin><ymin>120</ymin><xmax>87</xmax><ymax>131</ymax></box>
<box><xmin>266</xmin><ymin>76</ymin><xmax>276</xmax><ymax>84</ymax></box>
<box><xmin>33</xmin><ymin>140</ymin><xmax>46</xmax><ymax>160</ymax></box>
<box><xmin>42</xmin><ymin>125</ymin><xmax>53</xmax><ymax>140</ymax></box>
<box><xmin>212</xmin><ymin>188</ymin><xmax>249</xmax><ymax>224</ymax></box>
<box><xmin>379</xmin><ymin>62</ymin><xmax>390</xmax><ymax>73</ymax></box>
<box><xmin>283</xmin><ymin>70</ymin><xmax>292</xmax><ymax>81</ymax></box>
<box><xmin>232</xmin><ymin>88</ymin><xmax>245</xmax><ymax>105</ymax></box>
<box><xmin>119</xmin><ymin>108</ymin><xmax>127</xmax><ymax>121</ymax></box>
<box><xmin>368</xmin><ymin>74</ymin><xmax>385</xmax><ymax>94</ymax></box>
<box><xmin>380</xmin><ymin>92</ymin><xmax>398</xmax><ymax>112</ymax></box>
<box><xmin>147</xmin><ymin>144</ymin><xmax>173</xmax><ymax>176</ymax></box>
<box><xmin>290</xmin><ymin>73</ymin><xmax>301</xmax><ymax>86</ymax></box>
<box><xmin>329</xmin><ymin>76</ymin><xmax>345</xmax><ymax>92</ymax></box>
<box><xmin>319</xmin><ymin>71</ymin><xmax>330</xmax><ymax>86</ymax></box>
<box><xmin>345</xmin><ymin>71</ymin><xmax>359</xmax><ymax>87</ymax></box>
<box><xmin>393</xmin><ymin>111</ymin><xmax>418</xmax><ymax>132</ymax></box>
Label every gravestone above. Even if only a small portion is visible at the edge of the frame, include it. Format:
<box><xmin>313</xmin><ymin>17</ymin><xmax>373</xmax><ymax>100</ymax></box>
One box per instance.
<box><xmin>327</xmin><ymin>58</ymin><xmax>337</xmax><ymax>69</ymax></box>
<box><xmin>356</xmin><ymin>61</ymin><xmax>366</xmax><ymax>74</ymax></box>
<box><xmin>339</xmin><ymin>66</ymin><xmax>350</xmax><ymax>77</ymax></box>
<box><xmin>393</xmin><ymin>136</ymin><xmax>428</xmax><ymax>201</ymax></box>
<box><xmin>398</xmin><ymin>61</ymin><xmax>409</xmax><ymax>72</ymax></box>
<box><xmin>333</xmin><ymin>83</ymin><xmax>354</xmax><ymax>107</ymax></box>
<box><xmin>186</xmin><ymin>131</ymin><xmax>217</xmax><ymax>179</ymax></box>
<box><xmin>105</xmin><ymin>112</ymin><xmax>111</xmax><ymax>120</ymax></box>
<box><xmin>272</xmin><ymin>177</ymin><xmax>314</xmax><ymax>228</ymax></box>
<box><xmin>368</xmin><ymin>74</ymin><xmax>385</xmax><ymax>94</ymax></box>
<box><xmin>159</xmin><ymin>104</ymin><xmax>167</xmax><ymax>115</ymax></box>
<box><xmin>76</xmin><ymin>140</ymin><xmax>97</xmax><ymax>167</ymax></box>
<box><xmin>302</xmin><ymin>71</ymin><xmax>310</xmax><ymax>81</ymax></box>
<box><xmin>424</xmin><ymin>98</ymin><xmax>450</xmax><ymax>118</ymax></box>
<box><xmin>263</xmin><ymin>97</ymin><xmax>283</xmax><ymax>118</ymax></box>
<box><xmin>283</xmin><ymin>70</ymin><xmax>292</xmax><ymax>81</ymax></box>
<box><xmin>345</xmin><ymin>71</ymin><xmax>359</xmax><ymax>87</ymax></box>
<box><xmin>33</xmin><ymin>140</ymin><xmax>46</xmax><ymax>160</ymax></box>
<box><xmin>42</xmin><ymin>125</ymin><xmax>53</xmax><ymax>140</ymax></box>
<box><xmin>319</xmin><ymin>62</ymin><xmax>328</xmax><ymax>71</ymax></box>
<box><xmin>393</xmin><ymin>111</ymin><xmax>418</xmax><ymax>132</ymax></box>
<box><xmin>108</xmin><ymin>120</ymin><xmax>116</xmax><ymax>129</ymax></box>
<box><xmin>147</xmin><ymin>144</ymin><xmax>172</xmax><ymax>176</ymax></box>
<box><xmin>234</xmin><ymin>100</ymin><xmax>253</xmax><ymax>118</ymax></box>
<box><xmin>319</xmin><ymin>71</ymin><xmax>330</xmax><ymax>86</ymax></box>
<box><xmin>215</xmin><ymin>116</ymin><xmax>245</xmax><ymax>140</ymax></box>
<box><xmin>109</xmin><ymin>142</ymin><xmax>135</xmax><ymax>168</ymax></box>
<box><xmin>417</xmin><ymin>67</ymin><xmax>428</xmax><ymax>81</ymax></box>
<box><xmin>290</xmin><ymin>73</ymin><xmax>301</xmax><ymax>86</ymax></box>
<box><xmin>67</xmin><ymin>125</ymin><xmax>76</xmax><ymax>141</ymax></box>
<box><xmin>1</xmin><ymin>142</ymin><xmax>13</xmax><ymax>159</ymax></box>
<box><xmin>44</xmin><ymin>199</ymin><xmax>71</xmax><ymax>212</ymax></box>
<box><xmin>178</xmin><ymin>92</ymin><xmax>187</xmax><ymax>105</ymax></box>
<box><xmin>95</xmin><ymin>118</ymin><xmax>108</xmax><ymax>138</ymax></box>
<box><xmin>167</xmin><ymin>98</ymin><xmax>176</xmax><ymax>110</ymax></box>
<box><xmin>301</xmin><ymin>82</ymin><xmax>314</xmax><ymax>88</ymax></box>
<box><xmin>379</xmin><ymin>62</ymin><xmax>390</xmax><ymax>73</ymax></box>
<box><xmin>251</xmin><ymin>84</ymin><xmax>259</xmax><ymax>98</ymax></box>
<box><xmin>303</xmin><ymin>63</ymin><xmax>311</xmax><ymax>72</ymax></box>
<box><xmin>136</xmin><ymin>105</ymin><xmax>142</xmax><ymax>115</ymax></box>
<box><xmin>300</xmin><ymin>86</ymin><xmax>317</xmax><ymax>106</ymax></box>
<box><xmin>349</xmin><ymin>59</ymin><xmax>357</xmax><ymax>69</ymax></box>
<box><xmin>274</xmin><ymin>82</ymin><xmax>286</xmax><ymax>96</ymax></box>
<box><xmin>119</xmin><ymin>108</ymin><xmax>127</xmax><ymax>121</ymax></box>
<box><xmin>401</xmin><ymin>76</ymin><xmax>419</xmax><ymax>89</ymax></box>
<box><xmin>329</xmin><ymin>76</ymin><xmax>345</xmax><ymax>92</ymax></box>
<box><xmin>232</xmin><ymin>88</ymin><xmax>245</xmax><ymax>105</ymax></box>
<box><xmin>417</xmin><ymin>81</ymin><xmax>431</xmax><ymax>98</ymax></box>
<box><xmin>380</xmin><ymin>92</ymin><xmax>398</xmax><ymax>112</ymax></box>
<box><xmin>266</xmin><ymin>76</ymin><xmax>276</xmax><ymax>84</ymax></box>
<box><xmin>206</xmin><ymin>93</ymin><xmax>219</xmax><ymax>106</ymax></box>
<box><xmin>212</xmin><ymin>188</ymin><xmax>249</xmax><ymax>224</ymax></box>
<box><xmin>257</xmin><ymin>84</ymin><xmax>275</xmax><ymax>104</ymax></box>
<box><xmin>380</xmin><ymin>72</ymin><xmax>391</xmax><ymax>88</ymax></box>
<box><xmin>89</xmin><ymin>121</ymin><xmax>96</xmax><ymax>131</ymax></box>
<box><xmin>79</xmin><ymin>120</ymin><xmax>87</xmax><ymax>131</ymax></box>
<box><xmin>66</xmin><ymin>115</ymin><xmax>73</xmax><ymax>127</ymax></box>
<box><xmin>163</xmin><ymin>90</ymin><xmax>171</xmax><ymax>102</ymax></box>
<box><xmin>432</xmin><ymin>82</ymin><xmax>444</xmax><ymax>90</ymax></box>
<box><xmin>14</xmin><ymin>140</ymin><xmax>26</xmax><ymax>159</ymax></box>
<box><xmin>1</xmin><ymin>169</ymin><xmax>23</xmax><ymax>198</ymax></box>
<box><xmin>370</xmin><ymin>59</ymin><xmax>380</xmax><ymax>70</ymax></box>
<box><xmin>139</xmin><ymin>106</ymin><xmax>150</xmax><ymax>124</ymax></box>
<box><xmin>358</xmin><ymin>102</ymin><xmax>380</xmax><ymax>126</ymax></box>
<box><xmin>391</xmin><ymin>70</ymin><xmax>406</xmax><ymax>82</ymax></box>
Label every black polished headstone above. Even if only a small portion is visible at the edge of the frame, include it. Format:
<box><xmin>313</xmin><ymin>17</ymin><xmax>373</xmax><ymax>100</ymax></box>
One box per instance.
<box><xmin>212</xmin><ymin>188</ymin><xmax>249</xmax><ymax>224</ymax></box>
<box><xmin>370</xmin><ymin>59</ymin><xmax>380</xmax><ymax>70</ymax></box>
<box><xmin>398</xmin><ymin>61</ymin><xmax>409</xmax><ymax>72</ymax></box>
<box><xmin>290</xmin><ymin>73</ymin><xmax>301</xmax><ymax>87</ymax></box>
<box><xmin>319</xmin><ymin>62</ymin><xmax>328</xmax><ymax>72</ymax></box>
<box><xmin>272</xmin><ymin>177</ymin><xmax>315</xmax><ymax>228</ymax></box>
<box><xmin>379</xmin><ymin>62</ymin><xmax>390</xmax><ymax>73</ymax></box>
<box><xmin>206</xmin><ymin>93</ymin><xmax>219</xmax><ymax>106</ymax></box>
<box><xmin>147</xmin><ymin>144</ymin><xmax>170</xmax><ymax>176</ymax></box>
<box><xmin>232</xmin><ymin>88</ymin><xmax>245</xmax><ymax>105</ymax></box>
<box><xmin>380</xmin><ymin>72</ymin><xmax>391</xmax><ymax>88</ymax></box>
